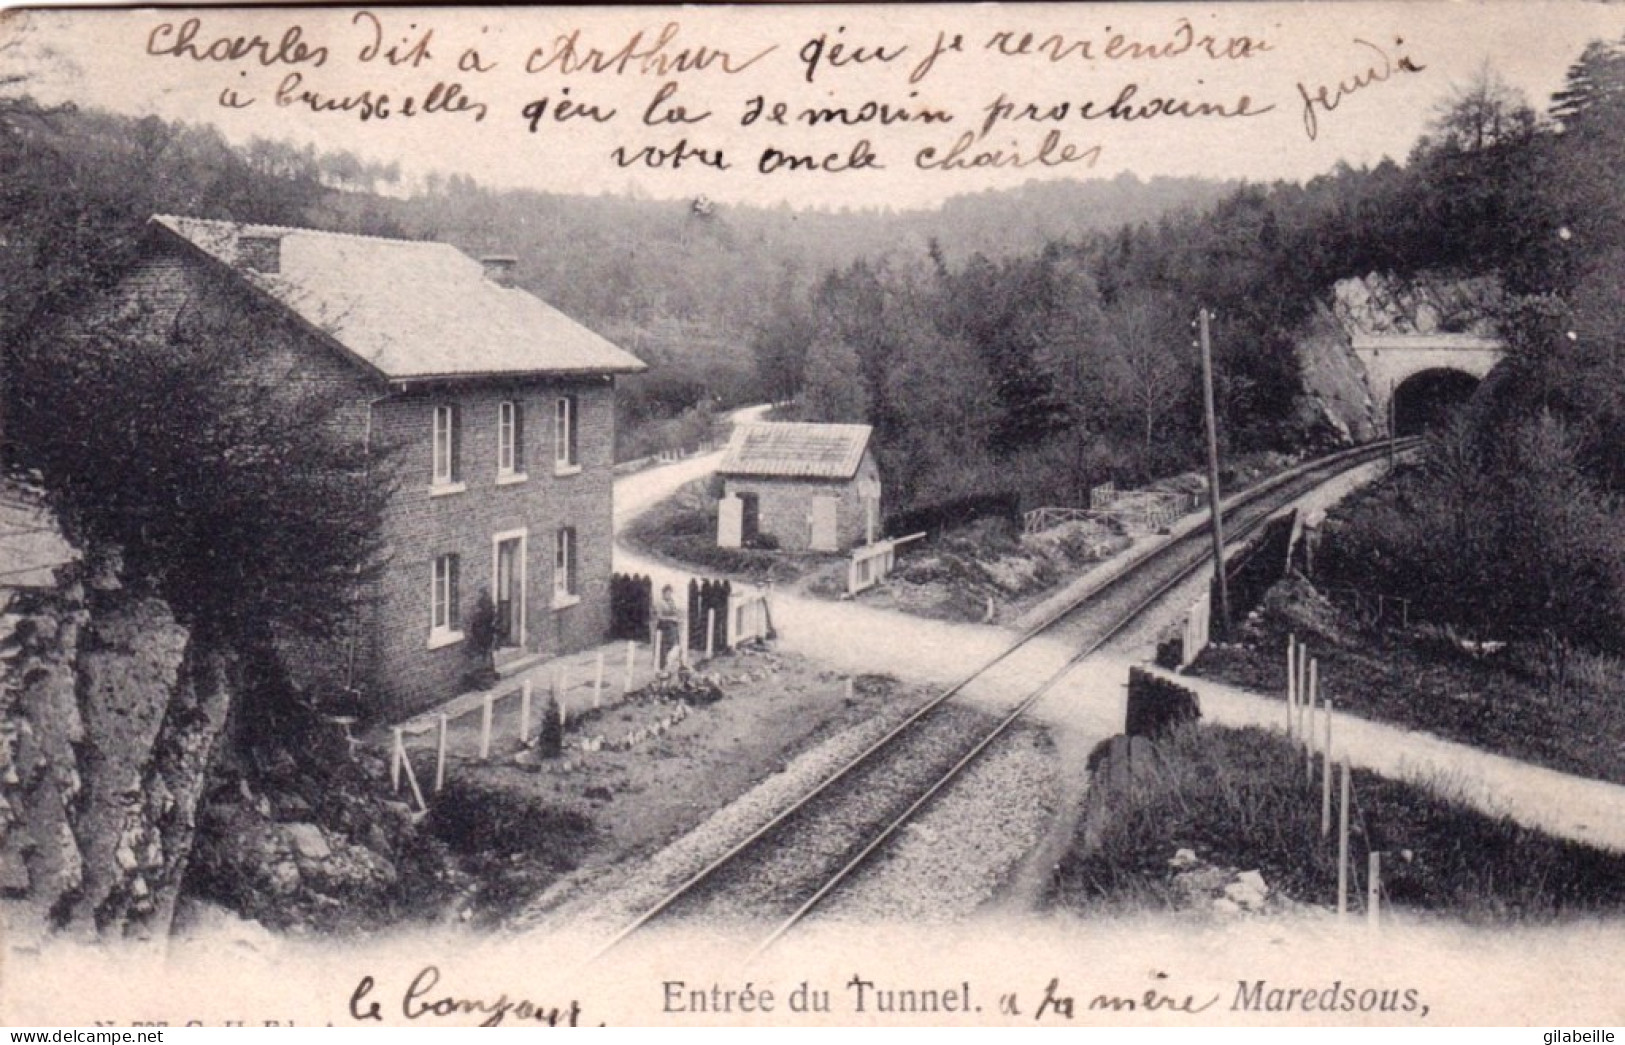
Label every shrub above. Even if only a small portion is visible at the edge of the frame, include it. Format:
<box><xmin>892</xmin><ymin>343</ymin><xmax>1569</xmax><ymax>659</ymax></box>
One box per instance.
<box><xmin>1055</xmin><ymin>723</ymin><xmax>1625</xmax><ymax>921</ymax></box>
<box><xmin>428</xmin><ymin>778</ymin><xmax>591</xmax><ymax>860</ymax></box>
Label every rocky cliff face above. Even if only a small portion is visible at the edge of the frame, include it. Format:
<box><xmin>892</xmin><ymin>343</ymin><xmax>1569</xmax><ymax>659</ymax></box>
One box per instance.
<box><xmin>1296</xmin><ymin>302</ymin><xmax>1384</xmax><ymax>445</ymax></box>
<box><xmin>3</xmin><ymin>561</ymin><xmax>460</xmax><ymax>946</ymax></box>
<box><xmin>1293</xmin><ymin>272</ymin><xmax>1505</xmax><ymax>444</ymax></box>
<box><xmin>1</xmin><ymin>568</ymin><xmax>232</xmax><ymax>946</ymax></box>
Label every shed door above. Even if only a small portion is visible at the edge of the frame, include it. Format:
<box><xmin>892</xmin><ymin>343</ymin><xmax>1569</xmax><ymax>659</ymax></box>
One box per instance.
<box><xmin>810</xmin><ymin>495</ymin><xmax>840</xmax><ymax>552</ymax></box>
<box><xmin>718</xmin><ymin>495</ymin><xmax>743</xmax><ymax>549</ymax></box>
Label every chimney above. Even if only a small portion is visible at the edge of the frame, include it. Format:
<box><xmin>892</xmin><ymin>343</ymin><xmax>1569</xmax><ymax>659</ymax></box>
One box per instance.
<box><xmin>238</xmin><ymin>234</ymin><xmax>282</xmax><ymax>274</ymax></box>
<box><xmin>481</xmin><ymin>255</ymin><xmax>517</xmax><ymax>286</ymax></box>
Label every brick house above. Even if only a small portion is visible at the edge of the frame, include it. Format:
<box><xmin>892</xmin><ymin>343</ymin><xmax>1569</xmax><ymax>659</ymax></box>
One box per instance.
<box><xmin>107</xmin><ymin>216</ymin><xmax>644</xmax><ymax>721</ymax></box>
<box><xmin>716</xmin><ymin>422</ymin><xmax>880</xmax><ymax>552</ymax></box>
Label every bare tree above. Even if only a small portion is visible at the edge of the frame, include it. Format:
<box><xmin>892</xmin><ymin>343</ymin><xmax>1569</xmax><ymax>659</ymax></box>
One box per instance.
<box><xmin>1103</xmin><ymin>291</ymin><xmax>1192</xmax><ymax>457</ymax></box>
<box><xmin>1423</xmin><ymin>63</ymin><xmax>1539</xmax><ymax>154</ymax></box>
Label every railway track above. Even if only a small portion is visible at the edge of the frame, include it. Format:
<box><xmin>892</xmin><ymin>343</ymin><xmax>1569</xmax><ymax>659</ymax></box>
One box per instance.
<box><xmin>595</xmin><ymin>438</ymin><xmax>1418</xmax><ymax>956</ymax></box>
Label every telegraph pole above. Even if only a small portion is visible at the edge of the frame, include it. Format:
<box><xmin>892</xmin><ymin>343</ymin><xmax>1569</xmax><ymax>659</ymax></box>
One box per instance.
<box><xmin>1199</xmin><ymin>307</ymin><xmax>1231</xmax><ymax>636</ymax></box>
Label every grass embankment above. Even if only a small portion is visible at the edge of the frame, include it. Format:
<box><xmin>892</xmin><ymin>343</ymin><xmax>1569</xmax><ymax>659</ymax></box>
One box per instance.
<box><xmin>1190</xmin><ymin>577</ymin><xmax>1625</xmax><ymax>787</ymax></box>
<box><xmin>1053</xmin><ymin>723</ymin><xmax>1625</xmax><ymax>923</ymax></box>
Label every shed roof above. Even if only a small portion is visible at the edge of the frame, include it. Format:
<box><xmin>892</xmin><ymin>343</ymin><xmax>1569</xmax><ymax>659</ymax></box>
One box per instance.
<box><xmin>718</xmin><ymin>422</ymin><xmax>873</xmax><ymax>480</ymax></box>
<box><xmin>150</xmin><ymin>215</ymin><xmax>646</xmax><ymax>382</ymax></box>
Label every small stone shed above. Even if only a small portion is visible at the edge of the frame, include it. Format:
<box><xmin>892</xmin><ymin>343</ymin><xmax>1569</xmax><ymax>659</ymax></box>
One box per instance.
<box><xmin>715</xmin><ymin>422</ymin><xmax>880</xmax><ymax>553</ymax></box>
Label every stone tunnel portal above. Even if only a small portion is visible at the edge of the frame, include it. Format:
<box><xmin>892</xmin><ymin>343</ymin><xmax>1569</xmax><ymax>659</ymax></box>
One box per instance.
<box><xmin>1392</xmin><ymin>368</ymin><xmax>1482</xmax><ymax>436</ymax></box>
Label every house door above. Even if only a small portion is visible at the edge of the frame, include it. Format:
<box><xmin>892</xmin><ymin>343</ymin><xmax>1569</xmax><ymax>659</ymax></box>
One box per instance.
<box><xmin>810</xmin><ymin>496</ymin><xmax>840</xmax><ymax>552</ymax></box>
<box><xmin>495</xmin><ymin>537</ymin><xmax>522</xmax><ymax>648</ymax></box>
<box><xmin>740</xmin><ymin>493</ymin><xmax>761</xmax><ymax>544</ymax></box>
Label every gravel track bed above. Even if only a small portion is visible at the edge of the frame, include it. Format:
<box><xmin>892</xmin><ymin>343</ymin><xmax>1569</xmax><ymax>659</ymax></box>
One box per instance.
<box><xmin>514</xmin><ymin>447</ymin><xmax>1397</xmax><ymax>947</ymax></box>
<box><xmin>812</xmin><ymin>723</ymin><xmax>1061</xmax><ymax>923</ymax></box>
<box><xmin>656</xmin><ymin>703</ymin><xmax>999</xmax><ymax>926</ymax></box>
<box><xmin>506</xmin><ymin>692</ymin><xmax>927</xmax><ymax>940</ymax></box>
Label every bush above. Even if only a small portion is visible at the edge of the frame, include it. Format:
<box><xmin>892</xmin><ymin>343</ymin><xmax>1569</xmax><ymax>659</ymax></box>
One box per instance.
<box><xmin>885</xmin><ymin>491</ymin><xmax>1022</xmax><ymax>542</ymax></box>
<box><xmin>1320</xmin><ymin>415</ymin><xmax>1625</xmax><ymax>655</ymax></box>
<box><xmin>8</xmin><ymin>296</ymin><xmax>395</xmax><ymax>655</ymax></box>
<box><xmin>537</xmin><ymin>697</ymin><xmax>563</xmax><ymax>758</ymax></box>
<box><xmin>428</xmin><ymin>778</ymin><xmax>592</xmax><ymax>858</ymax></box>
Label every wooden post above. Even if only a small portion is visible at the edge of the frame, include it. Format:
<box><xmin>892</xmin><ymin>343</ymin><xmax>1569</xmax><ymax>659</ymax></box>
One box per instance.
<box><xmin>391</xmin><ymin>728</ymin><xmax>403</xmax><ymax>792</ymax></box>
<box><xmin>1199</xmin><ymin>307</ymin><xmax>1231</xmax><ymax>636</ymax></box>
<box><xmin>706</xmin><ymin>609</ymin><xmax>716</xmax><ymax>661</ymax></box>
<box><xmin>1321</xmin><ymin>699</ymin><xmax>1333</xmax><ymax>837</ymax></box>
<box><xmin>679</xmin><ymin>616</ymin><xmax>690</xmax><ymax>667</ymax></box>
<box><xmin>653</xmin><ymin>628</ymin><xmax>663</xmax><ymax>674</ymax></box>
<box><xmin>1306</xmin><ymin>658</ymin><xmax>1318</xmax><ymax>783</ymax></box>
<box><xmin>1338</xmin><ymin>760</ymin><xmax>1351</xmax><ymax>917</ymax></box>
<box><xmin>479</xmin><ymin>692</ymin><xmax>494</xmax><ymax>761</ymax></box>
<box><xmin>1368</xmin><ymin>851</ymin><xmax>1382</xmax><ymax>930</ymax></box>
<box><xmin>558</xmin><ymin>695</ymin><xmax>568</xmax><ymax>730</ymax></box>
<box><xmin>1286</xmin><ymin>635</ymin><xmax>1297</xmax><ymax>738</ymax></box>
<box><xmin>1300</xmin><ymin>641</ymin><xmax>1310</xmax><ymax>723</ymax></box>
<box><xmin>594</xmin><ymin>651</ymin><xmax>605</xmax><ymax>709</ymax></box>
<box><xmin>1305</xmin><ymin>657</ymin><xmax>1317</xmax><ymax>746</ymax></box>
<box><xmin>435</xmin><ymin>715</ymin><xmax>448</xmax><ymax>793</ymax></box>
<box><xmin>624</xmin><ymin>640</ymin><xmax>635</xmax><ymax>694</ymax></box>
<box><xmin>845</xmin><ymin>677</ymin><xmax>854</xmax><ymax>702</ymax></box>
<box><xmin>400</xmin><ymin>749</ymin><xmax>427</xmax><ymax>814</ymax></box>
<box><xmin>520</xmin><ymin>680</ymin><xmax>533</xmax><ymax>744</ymax></box>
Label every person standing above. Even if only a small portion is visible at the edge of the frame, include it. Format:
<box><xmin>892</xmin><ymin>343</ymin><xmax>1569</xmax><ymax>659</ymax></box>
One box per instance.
<box><xmin>655</xmin><ymin>583</ymin><xmax>682</xmax><ymax>671</ymax></box>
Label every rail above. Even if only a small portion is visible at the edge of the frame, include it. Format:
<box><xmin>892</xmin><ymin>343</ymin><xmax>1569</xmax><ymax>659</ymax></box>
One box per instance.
<box><xmin>594</xmin><ymin>437</ymin><xmax>1420</xmax><ymax>957</ymax></box>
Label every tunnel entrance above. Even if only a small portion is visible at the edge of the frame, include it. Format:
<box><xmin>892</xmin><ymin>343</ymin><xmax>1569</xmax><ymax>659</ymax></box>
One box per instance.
<box><xmin>1392</xmin><ymin>368</ymin><xmax>1481</xmax><ymax>435</ymax></box>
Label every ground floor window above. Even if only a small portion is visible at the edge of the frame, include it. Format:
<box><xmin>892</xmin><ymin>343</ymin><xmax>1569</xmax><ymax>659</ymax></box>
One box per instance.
<box><xmin>554</xmin><ymin>526</ymin><xmax>578</xmax><ymax>605</ymax></box>
<box><xmin>430</xmin><ymin>552</ymin><xmax>462</xmax><ymax>645</ymax></box>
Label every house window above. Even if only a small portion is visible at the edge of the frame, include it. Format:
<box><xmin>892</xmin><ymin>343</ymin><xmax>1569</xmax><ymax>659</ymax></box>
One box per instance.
<box><xmin>554</xmin><ymin>395</ymin><xmax>580</xmax><ymax>474</ymax></box>
<box><xmin>497</xmin><ymin>400</ymin><xmax>526</xmax><ymax>481</ymax></box>
<box><xmin>430</xmin><ymin>553</ymin><xmax>462</xmax><ymax>647</ymax></box>
<box><xmin>553</xmin><ymin>526</ymin><xmax>578</xmax><ymax>607</ymax></box>
<box><xmin>432</xmin><ymin>404</ymin><xmax>464</xmax><ymax>493</ymax></box>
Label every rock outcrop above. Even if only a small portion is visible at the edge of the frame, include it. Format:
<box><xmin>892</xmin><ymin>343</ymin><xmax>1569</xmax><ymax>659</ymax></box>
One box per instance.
<box><xmin>1</xmin><ymin>567</ymin><xmax>233</xmax><ymax>947</ymax></box>
<box><xmin>1294</xmin><ymin>271</ymin><xmax>1504</xmax><ymax>445</ymax></box>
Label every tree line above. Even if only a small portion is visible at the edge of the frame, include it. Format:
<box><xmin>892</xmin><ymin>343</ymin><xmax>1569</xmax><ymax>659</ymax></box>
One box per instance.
<box><xmin>757</xmin><ymin>39</ymin><xmax>1625</xmax><ymax>552</ymax></box>
<box><xmin>1319</xmin><ymin>40</ymin><xmax>1625</xmax><ymax>662</ymax></box>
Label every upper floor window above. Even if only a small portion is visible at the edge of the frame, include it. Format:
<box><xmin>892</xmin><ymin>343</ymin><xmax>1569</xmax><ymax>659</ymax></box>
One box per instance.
<box><xmin>554</xmin><ymin>395</ymin><xmax>580</xmax><ymax>474</ymax></box>
<box><xmin>432</xmin><ymin>404</ymin><xmax>463</xmax><ymax>492</ymax></box>
<box><xmin>498</xmin><ymin>400</ymin><xmax>526</xmax><ymax>480</ymax></box>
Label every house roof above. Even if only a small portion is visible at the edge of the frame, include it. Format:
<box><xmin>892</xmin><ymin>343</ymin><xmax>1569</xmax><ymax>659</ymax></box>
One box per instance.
<box><xmin>717</xmin><ymin>422</ymin><xmax>874</xmax><ymax>480</ymax></box>
<box><xmin>150</xmin><ymin>215</ymin><xmax>646</xmax><ymax>382</ymax></box>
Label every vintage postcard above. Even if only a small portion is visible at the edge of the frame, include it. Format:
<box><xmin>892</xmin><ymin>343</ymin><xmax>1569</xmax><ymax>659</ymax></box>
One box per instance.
<box><xmin>3</xmin><ymin>0</ymin><xmax>1624</xmax><ymax>1029</ymax></box>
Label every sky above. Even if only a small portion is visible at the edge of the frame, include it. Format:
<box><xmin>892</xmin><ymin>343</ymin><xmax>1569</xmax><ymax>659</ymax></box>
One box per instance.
<box><xmin>4</xmin><ymin>2</ymin><xmax>1623</xmax><ymax>211</ymax></box>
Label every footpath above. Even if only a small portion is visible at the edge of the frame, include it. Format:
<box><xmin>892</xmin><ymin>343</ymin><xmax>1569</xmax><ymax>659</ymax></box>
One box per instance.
<box><xmin>1144</xmin><ymin>665</ymin><xmax>1625</xmax><ymax>853</ymax></box>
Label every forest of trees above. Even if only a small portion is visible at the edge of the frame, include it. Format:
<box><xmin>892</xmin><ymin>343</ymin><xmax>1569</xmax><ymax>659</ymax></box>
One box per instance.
<box><xmin>755</xmin><ymin>38</ymin><xmax>1625</xmax><ymax>550</ymax></box>
<box><xmin>1317</xmin><ymin>40</ymin><xmax>1625</xmax><ymax>660</ymax></box>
